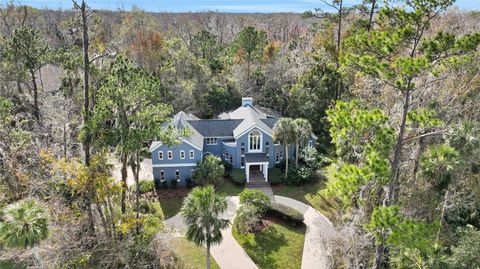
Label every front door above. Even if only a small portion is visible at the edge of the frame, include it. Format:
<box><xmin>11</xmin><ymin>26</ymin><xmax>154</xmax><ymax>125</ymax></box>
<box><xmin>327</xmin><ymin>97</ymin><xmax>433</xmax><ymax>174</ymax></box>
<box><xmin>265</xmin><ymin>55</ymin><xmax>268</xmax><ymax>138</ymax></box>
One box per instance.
<box><xmin>250</xmin><ymin>165</ymin><xmax>261</xmax><ymax>172</ymax></box>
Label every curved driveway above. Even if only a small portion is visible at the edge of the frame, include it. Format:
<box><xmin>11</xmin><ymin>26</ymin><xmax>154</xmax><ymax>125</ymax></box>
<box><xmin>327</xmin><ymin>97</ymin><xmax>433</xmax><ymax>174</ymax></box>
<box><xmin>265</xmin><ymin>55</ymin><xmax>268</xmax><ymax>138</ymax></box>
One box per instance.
<box><xmin>164</xmin><ymin>195</ymin><xmax>338</xmax><ymax>269</ymax></box>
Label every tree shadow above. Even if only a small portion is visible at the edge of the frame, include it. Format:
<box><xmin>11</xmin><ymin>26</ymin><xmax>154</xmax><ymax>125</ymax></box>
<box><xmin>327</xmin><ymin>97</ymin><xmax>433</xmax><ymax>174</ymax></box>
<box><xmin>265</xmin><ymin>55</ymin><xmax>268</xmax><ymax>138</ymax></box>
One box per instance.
<box><xmin>242</xmin><ymin>226</ymin><xmax>288</xmax><ymax>269</ymax></box>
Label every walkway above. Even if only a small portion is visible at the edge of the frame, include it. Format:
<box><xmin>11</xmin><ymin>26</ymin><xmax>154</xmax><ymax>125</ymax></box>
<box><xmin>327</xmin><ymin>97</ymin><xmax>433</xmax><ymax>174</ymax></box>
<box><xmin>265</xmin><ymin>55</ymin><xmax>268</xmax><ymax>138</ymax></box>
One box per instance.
<box><xmin>164</xmin><ymin>195</ymin><xmax>338</xmax><ymax>269</ymax></box>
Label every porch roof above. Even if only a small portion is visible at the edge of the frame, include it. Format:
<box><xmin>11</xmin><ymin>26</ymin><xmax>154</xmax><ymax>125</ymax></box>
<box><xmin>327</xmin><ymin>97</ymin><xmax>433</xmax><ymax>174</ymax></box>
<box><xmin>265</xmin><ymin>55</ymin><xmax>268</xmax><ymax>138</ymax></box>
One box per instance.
<box><xmin>244</xmin><ymin>153</ymin><xmax>269</xmax><ymax>163</ymax></box>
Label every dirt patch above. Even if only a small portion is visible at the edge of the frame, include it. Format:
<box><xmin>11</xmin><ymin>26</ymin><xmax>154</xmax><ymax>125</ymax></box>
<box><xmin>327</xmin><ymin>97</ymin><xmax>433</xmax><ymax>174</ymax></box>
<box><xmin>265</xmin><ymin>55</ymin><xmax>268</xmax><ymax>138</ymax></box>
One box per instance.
<box><xmin>155</xmin><ymin>187</ymin><xmax>191</xmax><ymax>201</ymax></box>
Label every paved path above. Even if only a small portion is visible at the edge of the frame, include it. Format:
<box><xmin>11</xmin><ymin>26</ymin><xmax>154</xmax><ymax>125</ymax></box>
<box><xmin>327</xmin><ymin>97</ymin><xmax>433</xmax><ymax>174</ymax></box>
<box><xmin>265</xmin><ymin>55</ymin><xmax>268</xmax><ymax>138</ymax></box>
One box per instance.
<box><xmin>274</xmin><ymin>196</ymin><xmax>337</xmax><ymax>269</ymax></box>
<box><xmin>164</xmin><ymin>195</ymin><xmax>337</xmax><ymax>269</ymax></box>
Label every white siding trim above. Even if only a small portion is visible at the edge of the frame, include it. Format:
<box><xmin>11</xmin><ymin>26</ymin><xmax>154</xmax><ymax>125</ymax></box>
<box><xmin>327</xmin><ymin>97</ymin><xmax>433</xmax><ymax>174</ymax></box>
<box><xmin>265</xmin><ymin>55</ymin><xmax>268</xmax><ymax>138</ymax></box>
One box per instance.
<box><xmin>152</xmin><ymin>163</ymin><xmax>197</xmax><ymax>168</ymax></box>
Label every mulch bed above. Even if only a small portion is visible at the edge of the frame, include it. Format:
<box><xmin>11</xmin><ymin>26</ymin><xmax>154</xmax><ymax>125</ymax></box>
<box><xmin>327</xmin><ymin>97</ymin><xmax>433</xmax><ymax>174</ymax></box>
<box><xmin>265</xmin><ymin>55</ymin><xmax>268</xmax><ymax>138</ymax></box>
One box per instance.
<box><xmin>154</xmin><ymin>187</ymin><xmax>191</xmax><ymax>201</ymax></box>
<box><xmin>250</xmin><ymin>214</ymin><xmax>290</xmax><ymax>234</ymax></box>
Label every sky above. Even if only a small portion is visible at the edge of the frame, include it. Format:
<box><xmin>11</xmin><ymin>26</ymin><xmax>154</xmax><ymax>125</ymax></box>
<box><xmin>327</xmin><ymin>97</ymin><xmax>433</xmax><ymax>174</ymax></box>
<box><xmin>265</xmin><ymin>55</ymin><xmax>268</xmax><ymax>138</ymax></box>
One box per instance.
<box><xmin>1</xmin><ymin>0</ymin><xmax>479</xmax><ymax>13</ymax></box>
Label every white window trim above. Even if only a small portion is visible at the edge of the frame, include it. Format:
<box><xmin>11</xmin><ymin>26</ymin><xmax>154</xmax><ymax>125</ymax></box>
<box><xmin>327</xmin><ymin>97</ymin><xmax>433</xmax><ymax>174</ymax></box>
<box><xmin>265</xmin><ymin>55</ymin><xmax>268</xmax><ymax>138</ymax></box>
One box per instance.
<box><xmin>308</xmin><ymin>140</ymin><xmax>313</xmax><ymax>147</ymax></box>
<box><xmin>160</xmin><ymin>170</ymin><xmax>165</xmax><ymax>182</ymax></box>
<box><xmin>206</xmin><ymin>137</ymin><xmax>218</xmax><ymax>145</ymax></box>
<box><xmin>189</xmin><ymin>150</ymin><xmax>195</xmax><ymax>159</ymax></box>
<box><xmin>167</xmin><ymin>151</ymin><xmax>173</xmax><ymax>160</ymax></box>
<box><xmin>180</xmin><ymin>150</ymin><xmax>185</xmax><ymax>159</ymax></box>
<box><xmin>158</xmin><ymin>151</ymin><xmax>163</xmax><ymax>160</ymax></box>
<box><xmin>248</xmin><ymin>130</ymin><xmax>263</xmax><ymax>153</ymax></box>
<box><xmin>276</xmin><ymin>154</ymin><xmax>280</xmax><ymax>163</ymax></box>
<box><xmin>153</xmin><ymin>163</ymin><xmax>197</xmax><ymax>167</ymax></box>
<box><xmin>175</xmin><ymin>170</ymin><xmax>180</xmax><ymax>182</ymax></box>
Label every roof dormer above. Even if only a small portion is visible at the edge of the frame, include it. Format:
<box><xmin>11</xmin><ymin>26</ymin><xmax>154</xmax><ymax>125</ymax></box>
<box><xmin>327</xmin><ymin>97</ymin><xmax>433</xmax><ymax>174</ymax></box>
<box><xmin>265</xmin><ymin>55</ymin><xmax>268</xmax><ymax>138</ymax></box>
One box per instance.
<box><xmin>242</xmin><ymin>97</ymin><xmax>253</xmax><ymax>107</ymax></box>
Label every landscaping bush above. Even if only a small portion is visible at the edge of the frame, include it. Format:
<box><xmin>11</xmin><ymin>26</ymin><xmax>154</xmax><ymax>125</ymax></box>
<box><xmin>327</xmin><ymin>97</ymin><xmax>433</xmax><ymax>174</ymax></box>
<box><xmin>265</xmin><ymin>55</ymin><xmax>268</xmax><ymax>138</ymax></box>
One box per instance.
<box><xmin>230</xmin><ymin>169</ymin><xmax>246</xmax><ymax>185</ymax></box>
<box><xmin>239</xmin><ymin>189</ymin><xmax>271</xmax><ymax>214</ymax></box>
<box><xmin>267</xmin><ymin>203</ymin><xmax>304</xmax><ymax>227</ymax></box>
<box><xmin>139</xmin><ymin>199</ymin><xmax>164</xmax><ymax>219</ymax></box>
<box><xmin>138</xmin><ymin>180</ymin><xmax>155</xmax><ymax>194</ymax></box>
<box><xmin>154</xmin><ymin>178</ymin><xmax>161</xmax><ymax>190</ymax></box>
<box><xmin>170</xmin><ymin>179</ymin><xmax>177</xmax><ymax>189</ymax></box>
<box><xmin>186</xmin><ymin>178</ymin><xmax>193</xmax><ymax>188</ymax></box>
<box><xmin>222</xmin><ymin>161</ymin><xmax>233</xmax><ymax>176</ymax></box>
<box><xmin>234</xmin><ymin>204</ymin><xmax>262</xmax><ymax>234</ymax></box>
<box><xmin>268</xmin><ymin>168</ymin><xmax>283</xmax><ymax>185</ymax></box>
<box><xmin>284</xmin><ymin>165</ymin><xmax>312</xmax><ymax>186</ymax></box>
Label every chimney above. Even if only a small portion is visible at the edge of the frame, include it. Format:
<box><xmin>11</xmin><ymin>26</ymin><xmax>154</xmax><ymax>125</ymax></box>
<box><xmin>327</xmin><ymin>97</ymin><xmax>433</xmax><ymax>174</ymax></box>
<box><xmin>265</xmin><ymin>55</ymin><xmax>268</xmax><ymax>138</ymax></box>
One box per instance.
<box><xmin>242</xmin><ymin>97</ymin><xmax>253</xmax><ymax>107</ymax></box>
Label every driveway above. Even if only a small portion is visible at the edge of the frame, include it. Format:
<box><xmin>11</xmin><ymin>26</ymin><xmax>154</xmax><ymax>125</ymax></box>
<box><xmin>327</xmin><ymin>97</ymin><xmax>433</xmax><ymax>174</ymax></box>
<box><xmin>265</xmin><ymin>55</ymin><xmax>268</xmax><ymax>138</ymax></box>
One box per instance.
<box><xmin>164</xmin><ymin>195</ymin><xmax>338</xmax><ymax>269</ymax></box>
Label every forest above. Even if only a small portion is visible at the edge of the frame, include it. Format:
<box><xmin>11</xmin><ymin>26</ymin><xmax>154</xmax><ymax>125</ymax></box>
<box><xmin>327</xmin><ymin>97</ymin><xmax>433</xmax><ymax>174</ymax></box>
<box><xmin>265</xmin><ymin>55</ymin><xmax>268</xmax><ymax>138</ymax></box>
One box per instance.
<box><xmin>0</xmin><ymin>0</ymin><xmax>479</xmax><ymax>268</ymax></box>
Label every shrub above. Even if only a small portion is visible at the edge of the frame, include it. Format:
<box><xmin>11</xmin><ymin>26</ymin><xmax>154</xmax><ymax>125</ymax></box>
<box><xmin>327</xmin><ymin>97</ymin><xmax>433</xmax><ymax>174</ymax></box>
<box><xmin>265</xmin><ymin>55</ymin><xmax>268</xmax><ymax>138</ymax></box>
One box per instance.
<box><xmin>139</xmin><ymin>199</ymin><xmax>164</xmax><ymax>219</ymax></box>
<box><xmin>267</xmin><ymin>203</ymin><xmax>304</xmax><ymax>227</ymax></box>
<box><xmin>284</xmin><ymin>165</ymin><xmax>312</xmax><ymax>186</ymax></box>
<box><xmin>234</xmin><ymin>204</ymin><xmax>262</xmax><ymax>234</ymax></box>
<box><xmin>186</xmin><ymin>178</ymin><xmax>193</xmax><ymax>188</ymax></box>
<box><xmin>230</xmin><ymin>169</ymin><xmax>246</xmax><ymax>185</ymax></box>
<box><xmin>139</xmin><ymin>180</ymin><xmax>155</xmax><ymax>194</ymax></box>
<box><xmin>170</xmin><ymin>179</ymin><xmax>177</xmax><ymax>189</ymax></box>
<box><xmin>239</xmin><ymin>189</ymin><xmax>271</xmax><ymax>214</ymax></box>
<box><xmin>154</xmin><ymin>178</ymin><xmax>162</xmax><ymax>190</ymax></box>
<box><xmin>268</xmin><ymin>168</ymin><xmax>283</xmax><ymax>185</ymax></box>
<box><xmin>222</xmin><ymin>161</ymin><xmax>233</xmax><ymax>176</ymax></box>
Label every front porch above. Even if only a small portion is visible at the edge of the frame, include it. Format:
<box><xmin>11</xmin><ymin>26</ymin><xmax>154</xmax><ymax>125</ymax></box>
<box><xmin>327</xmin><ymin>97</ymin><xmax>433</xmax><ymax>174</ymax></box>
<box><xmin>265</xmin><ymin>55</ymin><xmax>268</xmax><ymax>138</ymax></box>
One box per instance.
<box><xmin>244</xmin><ymin>153</ymin><xmax>269</xmax><ymax>183</ymax></box>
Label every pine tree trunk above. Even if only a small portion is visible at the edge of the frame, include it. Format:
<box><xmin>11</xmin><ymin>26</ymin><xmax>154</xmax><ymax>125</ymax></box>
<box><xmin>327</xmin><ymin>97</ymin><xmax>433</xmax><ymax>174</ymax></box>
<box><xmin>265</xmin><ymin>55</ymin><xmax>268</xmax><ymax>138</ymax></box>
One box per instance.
<box><xmin>367</xmin><ymin>0</ymin><xmax>376</xmax><ymax>31</ymax></box>
<box><xmin>134</xmin><ymin>151</ymin><xmax>141</xmax><ymax>235</ymax></box>
<box><xmin>121</xmin><ymin>152</ymin><xmax>128</xmax><ymax>214</ymax></box>
<box><xmin>436</xmin><ymin>189</ymin><xmax>449</xmax><ymax>245</ymax></box>
<box><xmin>30</xmin><ymin>69</ymin><xmax>40</xmax><ymax>121</ymax></box>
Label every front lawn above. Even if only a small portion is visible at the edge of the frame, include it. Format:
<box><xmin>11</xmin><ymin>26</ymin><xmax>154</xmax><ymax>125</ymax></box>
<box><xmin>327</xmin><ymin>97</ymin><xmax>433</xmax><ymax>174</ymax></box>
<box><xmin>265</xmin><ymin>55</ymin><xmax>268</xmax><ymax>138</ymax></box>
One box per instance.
<box><xmin>272</xmin><ymin>180</ymin><xmax>340</xmax><ymax>220</ymax></box>
<box><xmin>171</xmin><ymin>237</ymin><xmax>220</xmax><ymax>269</ymax></box>
<box><xmin>216</xmin><ymin>178</ymin><xmax>244</xmax><ymax>196</ymax></box>
<box><xmin>232</xmin><ymin>221</ymin><xmax>306</xmax><ymax>269</ymax></box>
<box><xmin>158</xmin><ymin>197</ymin><xmax>184</xmax><ymax>219</ymax></box>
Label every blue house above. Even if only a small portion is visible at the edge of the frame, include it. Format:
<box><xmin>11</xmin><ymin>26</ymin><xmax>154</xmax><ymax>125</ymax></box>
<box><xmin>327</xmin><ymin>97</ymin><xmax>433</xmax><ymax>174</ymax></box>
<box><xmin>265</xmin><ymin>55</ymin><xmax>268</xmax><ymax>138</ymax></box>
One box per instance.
<box><xmin>149</xmin><ymin>98</ymin><xmax>317</xmax><ymax>186</ymax></box>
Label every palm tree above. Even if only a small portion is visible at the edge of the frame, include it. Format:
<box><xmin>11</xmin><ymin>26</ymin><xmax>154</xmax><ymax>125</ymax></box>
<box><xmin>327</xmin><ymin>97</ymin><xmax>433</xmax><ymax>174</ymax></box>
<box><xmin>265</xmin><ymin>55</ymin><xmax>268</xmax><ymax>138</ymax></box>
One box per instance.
<box><xmin>193</xmin><ymin>155</ymin><xmax>225</xmax><ymax>186</ymax></box>
<box><xmin>0</xmin><ymin>199</ymin><xmax>49</xmax><ymax>268</ymax></box>
<box><xmin>181</xmin><ymin>186</ymin><xmax>230</xmax><ymax>269</ymax></box>
<box><xmin>293</xmin><ymin>118</ymin><xmax>313</xmax><ymax>166</ymax></box>
<box><xmin>273</xmin><ymin>117</ymin><xmax>297</xmax><ymax>179</ymax></box>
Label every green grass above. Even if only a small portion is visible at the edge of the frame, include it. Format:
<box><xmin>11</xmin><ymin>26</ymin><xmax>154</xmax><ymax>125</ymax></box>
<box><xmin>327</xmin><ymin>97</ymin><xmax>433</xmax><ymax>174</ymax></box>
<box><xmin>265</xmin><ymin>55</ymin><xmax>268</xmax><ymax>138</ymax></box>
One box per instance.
<box><xmin>272</xmin><ymin>180</ymin><xmax>340</xmax><ymax>220</ymax></box>
<box><xmin>159</xmin><ymin>197</ymin><xmax>185</xmax><ymax>219</ymax></box>
<box><xmin>171</xmin><ymin>238</ymin><xmax>220</xmax><ymax>269</ymax></box>
<box><xmin>216</xmin><ymin>178</ymin><xmax>244</xmax><ymax>196</ymax></box>
<box><xmin>233</xmin><ymin>223</ymin><xmax>306</xmax><ymax>269</ymax></box>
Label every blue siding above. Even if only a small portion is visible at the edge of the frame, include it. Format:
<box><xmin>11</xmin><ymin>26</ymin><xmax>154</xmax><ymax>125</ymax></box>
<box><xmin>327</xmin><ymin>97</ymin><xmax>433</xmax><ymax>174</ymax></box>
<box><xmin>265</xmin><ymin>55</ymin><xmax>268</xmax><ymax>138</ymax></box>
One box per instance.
<box><xmin>153</xmin><ymin>166</ymin><xmax>196</xmax><ymax>187</ymax></box>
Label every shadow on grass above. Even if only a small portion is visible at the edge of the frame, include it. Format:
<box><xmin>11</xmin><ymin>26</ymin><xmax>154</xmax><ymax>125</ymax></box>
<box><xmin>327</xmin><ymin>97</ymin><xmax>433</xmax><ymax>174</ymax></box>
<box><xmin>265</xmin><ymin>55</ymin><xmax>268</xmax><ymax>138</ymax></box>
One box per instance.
<box><xmin>242</xmin><ymin>226</ymin><xmax>288</xmax><ymax>268</ymax></box>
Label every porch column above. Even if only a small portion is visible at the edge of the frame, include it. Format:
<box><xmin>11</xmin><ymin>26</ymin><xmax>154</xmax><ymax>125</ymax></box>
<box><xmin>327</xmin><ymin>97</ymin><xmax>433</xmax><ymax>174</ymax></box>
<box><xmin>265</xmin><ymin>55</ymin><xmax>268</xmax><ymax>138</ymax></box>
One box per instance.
<box><xmin>264</xmin><ymin>163</ymin><xmax>268</xmax><ymax>182</ymax></box>
<box><xmin>246</xmin><ymin>164</ymin><xmax>250</xmax><ymax>183</ymax></box>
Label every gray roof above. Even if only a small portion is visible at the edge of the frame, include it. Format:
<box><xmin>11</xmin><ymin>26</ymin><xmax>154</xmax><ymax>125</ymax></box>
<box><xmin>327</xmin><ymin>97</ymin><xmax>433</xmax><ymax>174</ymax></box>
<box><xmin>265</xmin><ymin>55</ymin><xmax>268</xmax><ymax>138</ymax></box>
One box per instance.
<box><xmin>244</xmin><ymin>153</ymin><xmax>270</xmax><ymax>163</ymax></box>
<box><xmin>151</xmin><ymin>111</ymin><xmax>204</xmax><ymax>151</ymax></box>
<box><xmin>261</xmin><ymin>118</ymin><xmax>279</xmax><ymax>129</ymax></box>
<box><xmin>187</xmin><ymin>119</ymin><xmax>243</xmax><ymax>137</ymax></box>
<box><xmin>218</xmin><ymin>105</ymin><xmax>278</xmax><ymax>137</ymax></box>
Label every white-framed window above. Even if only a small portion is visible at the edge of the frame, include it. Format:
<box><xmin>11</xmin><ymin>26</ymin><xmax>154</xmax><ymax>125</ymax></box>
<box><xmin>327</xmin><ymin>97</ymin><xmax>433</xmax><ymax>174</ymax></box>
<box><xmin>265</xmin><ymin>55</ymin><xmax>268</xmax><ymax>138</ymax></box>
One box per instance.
<box><xmin>206</xmin><ymin>137</ymin><xmax>218</xmax><ymax>145</ymax></box>
<box><xmin>189</xmin><ymin>150</ymin><xmax>194</xmax><ymax>159</ymax></box>
<box><xmin>279</xmin><ymin>151</ymin><xmax>283</xmax><ymax>159</ymax></box>
<box><xmin>180</xmin><ymin>150</ymin><xmax>185</xmax><ymax>159</ymax></box>
<box><xmin>308</xmin><ymin>140</ymin><xmax>313</xmax><ymax>147</ymax></box>
<box><xmin>158</xmin><ymin>151</ymin><xmax>163</xmax><ymax>160</ymax></box>
<box><xmin>241</xmin><ymin>143</ymin><xmax>245</xmax><ymax>155</ymax></box>
<box><xmin>175</xmin><ymin>170</ymin><xmax>180</xmax><ymax>182</ymax></box>
<box><xmin>265</xmin><ymin>142</ymin><xmax>270</xmax><ymax>156</ymax></box>
<box><xmin>167</xmin><ymin>151</ymin><xmax>173</xmax><ymax>160</ymax></box>
<box><xmin>275</xmin><ymin>154</ymin><xmax>280</xmax><ymax>163</ymax></box>
<box><xmin>225</xmin><ymin>152</ymin><xmax>229</xmax><ymax>161</ymax></box>
<box><xmin>229</xmin><ymin>155</ymin><xmax>233</xmax><ymax>164</ymax></box>
<box><xmin>248</xmin><ymin>130</ymin><xmax>262</xmax><ymax>152</ymax></box>
<box><xmin>160</xmin><ymin>170</ymin><xmax>165</xmax><ymax>182</ymax></box>
<box><xmin>241</xmin><ymin>156</ymin><xmax>245</xmax><ymax>168</ymax></box>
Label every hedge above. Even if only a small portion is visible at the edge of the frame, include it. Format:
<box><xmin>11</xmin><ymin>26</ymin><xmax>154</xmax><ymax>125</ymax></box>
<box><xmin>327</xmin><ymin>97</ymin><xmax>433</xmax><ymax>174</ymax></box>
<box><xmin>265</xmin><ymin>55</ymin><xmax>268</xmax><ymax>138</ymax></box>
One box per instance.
<box><xmin>266</xmin><ymin>203</ymin><xmax>304</xmax><ymax>227</ymax></box>
<box><xmin>230</xmin><ymin>169</ymin><xmax>246</xmax><ymax>185</ymax></box>
<box><xmin>268</xmin><ymin>168</ymin><xmax>283</xmax><ymax>185</ymax></box>
<box><xmin>138</xmin><ymin>180</ymin><xmax>155</xmax><ymax>194</ymax></box>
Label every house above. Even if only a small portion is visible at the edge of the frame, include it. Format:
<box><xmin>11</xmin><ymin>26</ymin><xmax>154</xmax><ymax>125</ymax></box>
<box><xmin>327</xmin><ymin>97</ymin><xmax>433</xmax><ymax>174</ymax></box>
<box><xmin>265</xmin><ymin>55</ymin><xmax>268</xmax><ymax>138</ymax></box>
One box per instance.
<box><xmin>149</xmin><ymin>97</ymin><xmax>317</xmax><ymax>186</ymax></box>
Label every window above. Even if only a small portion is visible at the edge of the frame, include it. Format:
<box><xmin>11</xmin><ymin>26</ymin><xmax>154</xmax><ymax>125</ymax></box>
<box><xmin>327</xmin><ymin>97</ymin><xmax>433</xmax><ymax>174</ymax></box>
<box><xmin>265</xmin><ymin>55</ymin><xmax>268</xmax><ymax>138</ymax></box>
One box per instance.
<box><xmin>229</xmin><ymin>155</ymin><xmax>233</xmax><ymax>164</ymax></box>
<box><xmin>175</xmin><ymin>170</ymin><xmax>180</xmax><ymax>182</ymax></box>
<box><xmin>206</xmin><ymin>137</ymin><xmax>218</xmax><ymax>145</ymax></box>
<box><xmin>308</xmin><ymin>140</ymin><xmax>313</xmax><ymax>148</ymax></box>
<box><xmin>275</xmin><ymin>154</ymin><xmax>280</xmax><ymax>163</ymax></box>
<box><xmin>189</xmin><ymin>150</ymin><xmax>194</xmax><ymax>159</ymax></box>
<box><xmin>265</xmin><ymin>142</ymin><xmax>270</xmax><ymax>156</ymax></box>
<box><xmin>241</xmin><ymin>143</ymin><xmax>245</xmax><ymax>155</ymax></box>
<box><xmin>167</xmin><ymin>151</ymin><xmax>173</xmax><ymax>160</ymax></box>
<box><xmin>158</xmin><ymin>151</ymin><xmax>163</xmax><ymax>160</ymax></box>
<box><xmin>180</xmin><ymin>150</ymin><xmax>185</xmax><ymax>159</ymax></box>
<box><xmin>241</xmin><ymin>156</ymin><xmax>245</xmax><ymax>168</ymax></box>
<box><xmin>225</xmin><ymin>152</ymin><xmax>229</xmax><ymax>161</ymax></box>
<box><xmin>249</xmin><ymin>130</ymin><xmax>261</xmax><ymax>151</ymax></box>
<box><xmin>279</xmin><ymin>151</ymin><xmax>283</xmax><ymax>159</ymax></box>
<box><xmin>191</xmin><ymin>169</ymin><xmax>195</xmax><ymax>177</ymax></box>
<box><xmin>160</xmin><ymin>170</ymin><xmax>165</xmax><ymax>182</ymax></box>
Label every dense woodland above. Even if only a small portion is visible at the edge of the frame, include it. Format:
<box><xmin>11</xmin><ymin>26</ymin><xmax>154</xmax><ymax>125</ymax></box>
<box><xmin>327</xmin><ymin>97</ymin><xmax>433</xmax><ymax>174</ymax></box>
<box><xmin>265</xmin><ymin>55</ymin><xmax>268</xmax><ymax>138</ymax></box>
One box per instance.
<box><xmin>0</xmin><ymin>0</ymin><xmax>479</xmax><ymax>268</ymax></box>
